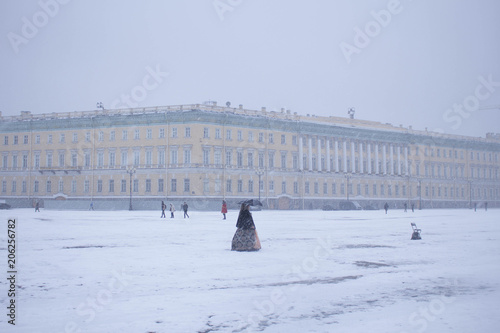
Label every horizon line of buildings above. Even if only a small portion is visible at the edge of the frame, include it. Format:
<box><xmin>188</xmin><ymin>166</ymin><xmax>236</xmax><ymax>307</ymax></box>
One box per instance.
<box><xmin>1</xmin><ymin>102</ymin><xmax>499</xmax><ymax>210</ymax></box>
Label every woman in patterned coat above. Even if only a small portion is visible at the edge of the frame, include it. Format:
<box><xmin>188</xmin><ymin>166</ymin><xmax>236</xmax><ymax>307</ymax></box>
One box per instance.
<box><xmin>231</xmin><ymin>203</ymin><xmax>261</xmax><ymax>251</ymax></box>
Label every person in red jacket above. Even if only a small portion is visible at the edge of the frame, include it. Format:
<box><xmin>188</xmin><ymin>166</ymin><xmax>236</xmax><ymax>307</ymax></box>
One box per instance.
<box><xmin>221</xmin><ymin>200</ymin><xmax>227</xmax><ymax>220</ymax></box>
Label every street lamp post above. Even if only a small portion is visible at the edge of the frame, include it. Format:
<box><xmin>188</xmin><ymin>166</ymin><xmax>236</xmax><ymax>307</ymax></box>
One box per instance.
<box><xmin>127</xmin><ymin>167</ymin><xmax>136</xmax><ymax>211</ymax></box>
<box><xmin>345</xmin><ymin>173</ymin><xmax>351</xmax><ymax>202</ymax></box>
<box><xmin>256</xmin><ymin>169</ymin><xmax>264</xmax><ymax>202</ymax></box>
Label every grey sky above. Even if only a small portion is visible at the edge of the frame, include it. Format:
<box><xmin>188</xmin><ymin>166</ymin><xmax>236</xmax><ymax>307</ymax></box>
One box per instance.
<box><xmin>1</xmin><ymin>0</ymin><xmax>499</xmax><ymax>137</ymax></box>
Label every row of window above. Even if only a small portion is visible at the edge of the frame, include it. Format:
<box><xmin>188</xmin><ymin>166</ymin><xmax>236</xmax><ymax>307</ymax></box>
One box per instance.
<box><xmin>2</xmin><ymin>151</ymin><xmax>499</xmax><ymax>180</ymax></box>
<box><xmin>2</xmin><ymin>178</ymin><xmax>499</xmax><ymax>201</ymax></box>
<box><xmin>4</xmin><ymin>131</ymin><xmax>498</xmax><ymax>164</ymax></box>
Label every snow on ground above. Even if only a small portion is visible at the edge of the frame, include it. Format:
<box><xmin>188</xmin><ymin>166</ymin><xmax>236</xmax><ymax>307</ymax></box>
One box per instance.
<box><xmin>1</xmin><ymin>207</ymin><xmax>499</xmax><ymax>333</ymax></box>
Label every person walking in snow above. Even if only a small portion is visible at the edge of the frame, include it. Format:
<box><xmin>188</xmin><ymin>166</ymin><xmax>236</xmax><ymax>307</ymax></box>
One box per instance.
<box><xmin>161</xmin><ymin>201</ymin><xmax>166</xmax><ymax>218</ymax></box>
<box><xmin>35</xmin><ymin>201</ymin><xmax>40</xmax><ymax>212</ymax></box>
<box><xmin>384</xmin><ymin>202</ymin><xmax>389</xmax><ymax>214</ymax></box>
<box><xmin>170</xmin><ymin>203</ymin><xmax>175</xmax><ymax>218</ymax></box>
<box><xmin>221</xmin><ymin>200</ymin><xmax>228</xmax><ymax>220</ymax></box>
<box><xmin>231</xmin><ymin>203</ymin><xmax>261</xmax><ymax>251</ymax></box>
<box><xmin>182</xmin><ymin>201</ymin><xmax>189</xmax><ymax>218</ymax></box>
<box><xmin>404</xmin><ymin>202</ymin><xmax>407</xmax><ymax>212</ymax></box>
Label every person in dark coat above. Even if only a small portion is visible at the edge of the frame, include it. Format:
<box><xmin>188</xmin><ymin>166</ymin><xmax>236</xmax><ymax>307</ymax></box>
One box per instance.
<box><xmin>485</xmin><ymin>202</ymin><xmax>488</xmax><ymax>211</ymax></box>
<box><xmin>182</xmin><ymin>201</ymin><xmax>189</xmax><ymax>218</ymax></box>
<box><xmin>221</xmin><ymin>200</ymin><xmax>228</xmax><ymax>220</ymax></box>
<box><xmin>231</xmin><ymin>203</ymin><xmax>261</xmax><ymax>251</ymax></box>
<box><xmin>404</xmin><ymin>202</ymin><xmax>407</xmax><ymax>212</ymax></box>
<box><xmin>35</xmin><ymin>201</ymin><xmax>40</xmax><ymax>212</ymax></box>
<box><xmin>384</xmin><ymin>202</ymin><xmax>389</xmax><ymax>214</ymax></box>
<box><xmin>161</xmin><ymin>201</ymin><xmax>166</xmax><ymax>218</ymax></box>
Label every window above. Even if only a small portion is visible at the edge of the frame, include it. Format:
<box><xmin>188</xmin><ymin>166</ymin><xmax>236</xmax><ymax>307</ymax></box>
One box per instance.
<box><xmin>226</xmin><ymin>179</ymin><xmax>232</xmax><ymax>193</ymax></box>
<box><xmin>134</xmin><ymin>151</ymin><xmax>140</xmax><ymax>166</ymax></box>
<box><xmin>109</xmin><ymin>152</ymin><xmax>116</xmax><ymax>168</ymax></box>
<box><xmin>34</xmin><ymin>181</ymin><xmax>39</xmax><ymax>193</ymax></box>
<box><xmin>237</xmin><ymin>151</ymin><xmax>243</xmax><ymax>168</ymax></box>
<box><xmin>23</xmin><ymin>135</ymin><xmax>29</xmax><ymax>144</ymax></box>
<box><xmin>73</xmin><ymin>133</ymin><xmax>78</xmax><ymax>143</ymax></box>
<box><xmin>332</xmin><ymin>183</ymin><xmax>336</xmax><ymax>194</ymax></box>
<box><xmin>237</xmin><ymin>130</ymin><xmax>243</xmax><ymax>141</ymax></box>
<box><xmin>248</xmin><ymin>152</ymin><xmax>254</xmax><ymax>168</ymax></box>
<box><xmin>48</xmin><ymin>134</ymin><xmax>53</xmax><ymax>144</ymax></box>
<box><xmin>225</xmin><ymin>150</ymin><xmax>232</xmax><ymax>166</ymax></box>
<box><xmin>185</xmin><ymin>127</ymin><xmax>191</xmax><ymax>138</ymax></box>
<box><xmin>121</xmin><ymin>151</ymin><xmax>128</xmax><ymax>166</ymax></box>
<box><xmin>158</xmin><ymin>179</ymin><xmax>164</xmax><ymax>192</ymax></box>
<box><xmin>59</xmin><ymin>153</ymin><xmax>65</xmax><ymax>167</ymax></box>
<box><xmin>248</xmin><ymin>132</ymin><xmax>253</xmax><ymax>142</ymax></box>
<box><xmin>203</xmin><ymin>150</ymin><xmax>210</xmax><ymax>166</ymax></box>
<box><xmin>84</xmin><ymin>180</ymin><xmax>89</xmax><ymax>193</ymax></box>
<box><xmin>281</xmin><ymin>134</ymin><xmax>286</xmax><ymax>144</ymax></box>
<box><xmin>121</xmin><ymin>180</ymin><xmax>127</xmax><ymax>192</ymax></box>
<box><xmin>4</xmin><ymin>136</ymin><xmax>8</xmax><ymax>145</ymax></box>
<box><xmin>97</xmin><ymin>152</ymin><xmax>104</xmax><ymax>167</ymax></box>
<box><xmin>259</xmin><ymin>133</ymin><xmax>264</xmax><ymax>143</ymax></box>
<box><xmin>132</xmin><ymin>179</ymin><xmax>138</xmax><ymax>193</ymax></box>
<box><xmin>13</xmin><ymin>136</ymin><xmax>18</xmax><ymax>145</ymax></box>
<box><xmin>147</xmin><ymin>129</ymin><xmax>152</xmax><ymax>139</ymax></box>
<box><xmin>36</xmin><ymin>135</ymin><xmax>40</xmax><ymax>144</ymax></box>
<box><xmin>134</xmin><ymin>129</ymin><xmax>140</xmax><ymax>140</ymax></box>
<box><xmin>98</xmin><ymin>132</ymin><xmax>103</xmax><ymax>142</ymax></box>
<box><xmin>171</xmin><ymin>179</ymin><xmax>177</xmax><ymax>192</ymax></box>
<box><xmin>159</xmin><ymin>128</ymin><xmax>165</xmax><ymax>138</ymax></box>
<box><xmin>97</xmin><ymin>180</ymin><xmax>103</xmax><ymax>193</ymax></box>
<box><xmin>47</xmin><ymin>152</ymin><xmax>53</xmax><ymax>168</ymax></box>
<box><xmin>71</xmin><ymin>180</ymin><xmax>76</xmax><ymax>193</ymax></box>
<box><xmin>58</xmin><ymin>180</ymin><xmax>63</xmax><ymax>193</ymax></box>
<box><xmin>109</xmin><ymin>180</ymin><xmax>115</xmax><ymax>193</ymax></box>
<box><xmin>46</xmin><ymin>180</ymin><xmax>52</xmax><ymax>193</ymax></box>
<box><xmin>238</xmin><ymin>180</ymin><xmax>243</xmax><ymax>192</ymax></box>
<box><xmin>184</xmin><ymin>149</ymin><xmax>191</xmax><ymax>165</ymax></box>
<box><xmin>226</xmin><ymin>129</ymin><xmax>232</xmax><ymax>140</ymax></box>
<box><xmin>248</xmin><ymin>180</ymin><xmax>254</xmax><ymax>193</ymax></box>
<box><xmin>292</xmin><ymin>135</ymin><xmax>297</xmax><ymax>145</ymax></box>
<box><xmin>145</xmin><ymin>179</ymin><xmax>151</xmax><ymax>192</ymax></box>
<box><xmin>172</xmin><ymin>128</ymin><xmax>178</xmax><ymax>138</ymax></box>
<box><xmin>269</xmin><ymin>133</ymin><xmax>274</xmax><ymax>144</ymax></box>
<box><xmin>146</xmin><ymin>151</ymin><xmax>152</xmax><ymax>166</ymax></box>
<box><xmin>215</xmin><ymin>128</ymin><xmax>221</xmax><ymax>139</ymax></box>
<box><xmin>203</xmin><ymin>128</ymin><xmax>209</xmax><ymax>138</ymax></box>
<box><xmin>110</xmin><ymin>131</ymin><xmax>115</xmax><ymax>141</ymax></box>
<box><xmin>122</xmin><ymin>130</ymin><xmax>128</xmax><ymax>141</ymax></box>
<box><xmin>158</xmin><ymin>150</ymin><xmax>165</xmax><ymax>166</ymax></box>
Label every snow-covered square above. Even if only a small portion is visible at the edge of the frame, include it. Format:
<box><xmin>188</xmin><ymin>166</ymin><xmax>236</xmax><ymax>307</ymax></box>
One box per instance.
<box><xmin>1</xmin><ymin>208</ymin><xmax>499</xmax><ymax>333</ymax></box>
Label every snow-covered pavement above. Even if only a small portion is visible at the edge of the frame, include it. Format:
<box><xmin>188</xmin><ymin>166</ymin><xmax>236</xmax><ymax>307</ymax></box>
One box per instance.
<box><xmin>1</xmin><ymin>208</ymin><xmax>499</xmax><ymax>333</ymax></box>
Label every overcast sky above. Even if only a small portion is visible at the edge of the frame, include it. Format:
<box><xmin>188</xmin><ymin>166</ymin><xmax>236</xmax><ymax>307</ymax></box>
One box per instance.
<box><xmin>1</xmin><ymin>0</ymin><xmax>499</xmax><ymax>138</ymax></box>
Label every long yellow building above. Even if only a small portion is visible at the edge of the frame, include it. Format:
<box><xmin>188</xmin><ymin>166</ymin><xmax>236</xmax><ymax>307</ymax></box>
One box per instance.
<box><xmin>1</xmin><ymin>103</ymin><xmax>499</xmax><ymax>210</ymax></box>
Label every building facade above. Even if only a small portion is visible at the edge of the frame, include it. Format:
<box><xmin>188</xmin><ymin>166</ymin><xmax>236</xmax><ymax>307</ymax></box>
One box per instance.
<box><xmin>1</xmin><ymin>103</ymin><xmax>499</xmax><ymax>210</ymax></box>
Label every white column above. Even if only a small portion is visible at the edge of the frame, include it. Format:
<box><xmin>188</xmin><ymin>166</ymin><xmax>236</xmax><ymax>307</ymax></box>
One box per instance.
<box><xmin>390</xmin><ymin>145</ymin><xmax>394</xmax><ymax>175</ymax></box>
<box><xmin>299</xmin><ymin>136</ymin><xmax>304</xmax><ymax>170</ymax></box>
<box><xmin>383</xmin><ymin>145</ymin><xmax>387</xmax><ymax>175</ymax></box>
<box><xmin>351</xmin><ymin>142</ymin><xmax>355</xmax><ymax>173</ymax></box>
<box><xmin>335</xmin><ymin>140</ymin><xmax>339</xmax><ymax>172</ymax></box>
<box><xmin>375</xmin><ymin>143</ymin><xmax>379</xmax><ymax>174</ymax></box>
<box><xmin>343</xmin><ymin>141</ymin><xmax>347</xmax><ymax>172</ymax></box>
<box><xmin>397</xmin><ymin>146</ymin><xmax>401</xmax><ymax>175</ymax></box>
<box><xmin>317</xmin><ymin>137</ymin><xmax>322</xmax><ymax>172</ymax></box>
<box><xmin>308</xmin><ymin>137</ymin><xmax>313</xmax><ymax>171</ymax></box>
<box><xmin>359</xmin><ymin>142</ymin><xmax>363</xmax><ymax>174</ymax></box>
<box><xmin>367</xmin><ymin>143</ymin><xmax>372</xmax><ymax>174</ymax></box>
<box><xmin>326</xmin><ymin>139</ymin><xmax>331</xmax><ymax>172</ymax></box>
<box><xmin>405</xmin><ymin>147</ymin><xmax>409</xmax><ymax>176</ymax></box>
